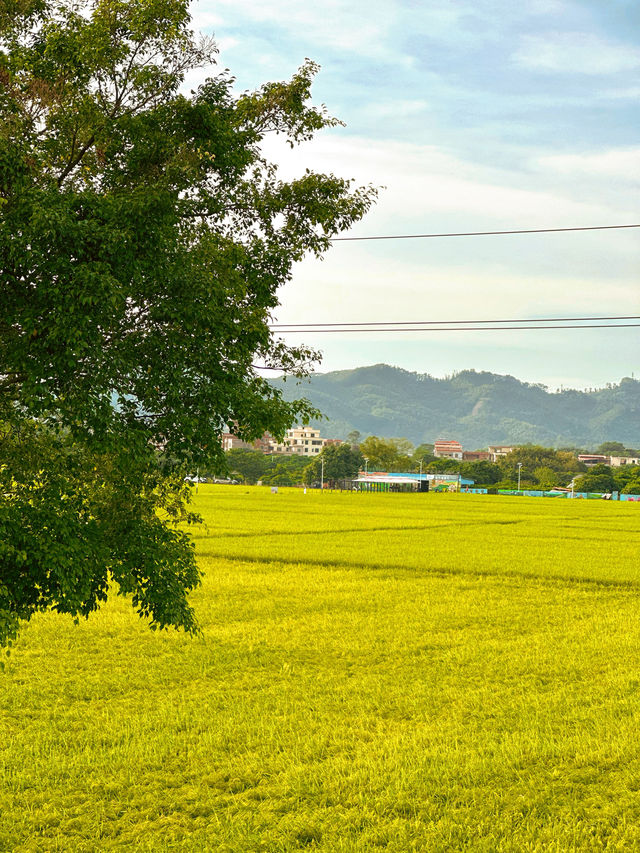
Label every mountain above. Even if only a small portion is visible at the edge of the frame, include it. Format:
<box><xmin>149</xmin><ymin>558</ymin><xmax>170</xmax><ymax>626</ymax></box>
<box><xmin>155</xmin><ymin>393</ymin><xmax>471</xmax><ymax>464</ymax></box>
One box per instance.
<box><xmin>272</xmin><ymin>365</ymin><xmax>640</xmax><ymax>448</ymax></box>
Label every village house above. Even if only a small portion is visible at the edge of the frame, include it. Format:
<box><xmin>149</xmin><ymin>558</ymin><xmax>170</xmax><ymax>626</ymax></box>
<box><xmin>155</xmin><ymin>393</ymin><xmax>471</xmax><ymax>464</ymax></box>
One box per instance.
<box><xmin>487</xmin><ymin>445</ymin><xmax>514</xmax><ymax>461</ymax></box>
<box><xmin>433</xmin><ymin>439</ymin><xmax>464</xmax><ymax>459</ymax></box>
<box><xmin>579</xmin><ymin>453</ymin><xmax>640</xmax><ymax>467</ymax></box>
<box><xmin>270</xmin><ymin>426</ymin><xmax>340</xmax><ymax>456</ymax></box>
<box><xmin>223</xmin><ymin>425</ymin><xmax>342</xmax><ymax>457</ymax></box>
<box><xmin>434</xmin><ymin>440</ymin><xmax>500</xmax><ymax>463</ymax></box>
<box><xmin>221</xmin><ymin>431</ymin><xmax>273</xmax><ymax>453</ymax></box>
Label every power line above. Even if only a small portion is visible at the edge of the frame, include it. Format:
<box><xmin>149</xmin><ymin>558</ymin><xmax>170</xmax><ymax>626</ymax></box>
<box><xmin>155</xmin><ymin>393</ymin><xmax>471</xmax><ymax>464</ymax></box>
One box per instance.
<box><xmin>331</xmin><ymin>224</ymin><xmax>640</xmax><ymax>242</ymax></box>
<box><xmin>272</xmin><ymin>323</ymin><xmax>640</xmax><ymax>333</ymax></box>
<box><xmin>271</xmin><ymin>315</ymin><xmax>640</xmax><ymax>329</ymax></box>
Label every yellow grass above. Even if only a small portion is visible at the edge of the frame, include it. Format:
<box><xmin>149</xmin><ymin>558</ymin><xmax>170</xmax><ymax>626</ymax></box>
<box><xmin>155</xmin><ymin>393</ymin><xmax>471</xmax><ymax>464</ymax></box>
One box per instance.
<box><xmin>2</xmin><ymin>486</ymin><xmax>640</xmax><ymax>851</ymax></box>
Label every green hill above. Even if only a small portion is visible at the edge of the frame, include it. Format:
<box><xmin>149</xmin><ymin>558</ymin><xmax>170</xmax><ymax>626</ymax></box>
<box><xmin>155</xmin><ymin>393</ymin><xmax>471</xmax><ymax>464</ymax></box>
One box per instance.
<box><xmin>273</xmin><ymin>365</ymin><xmax>640</xmax><ymax>448</ymax></box>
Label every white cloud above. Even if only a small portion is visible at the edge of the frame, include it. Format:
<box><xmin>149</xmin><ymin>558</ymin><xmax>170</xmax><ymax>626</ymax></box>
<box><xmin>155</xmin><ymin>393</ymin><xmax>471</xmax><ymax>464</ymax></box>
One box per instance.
<box><xmin>536</xmin><ymin>147</ymin><xmax>640</xmax><ymax>180</ymax></box>
<box><xmin>364</xmin><ymin>100</ymin><xmax>430</xmax><ymax>119</ymax></box>
<box><xmin>215</xmin><ymin>36</ymin><xmax>240</xmax><ymax>53</ymax></box>
<box><xmin>263</xmin><ymin>135</ymin><xmax>636</xmax><ymax>228</ymax></box>
<box><xmin>605</xmin><ymin>86</ymin><xmax>640</xmax><ymax>100</ymax></box>
<box><xmin>277</xmin><ymin>253</ymin><xmax>639</xmax><ymax>326</ymax></box>
<box><xmin>262</xmin><ymin>135</ymin><xmax>639</xmax><ymax>350</ymax></box>
<box><xmin>513</xmin><ymin>32</ymin><xmax>640</xmax><ymax>74</ymax></box>
<box><xmin>190</xmin><ymin>9</ymin><xmax>224</xmax><ymax>31</ymax></box>
<box><xmin>526</xmin><ymin>0</ymin><xmax>568</xmax><ymax>13</ymax></box>
<box><xmin>201</xmin><ymin>0</ymin><xmax>401</xmax><ymax>59</ymax></box>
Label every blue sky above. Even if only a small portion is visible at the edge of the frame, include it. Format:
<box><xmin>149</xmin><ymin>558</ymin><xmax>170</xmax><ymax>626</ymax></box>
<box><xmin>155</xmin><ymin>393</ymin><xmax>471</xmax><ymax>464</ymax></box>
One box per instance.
<box><xmin>191</xmin><ymin>0</ymin><xmax>639</xmax><ymax>389</ymax></box>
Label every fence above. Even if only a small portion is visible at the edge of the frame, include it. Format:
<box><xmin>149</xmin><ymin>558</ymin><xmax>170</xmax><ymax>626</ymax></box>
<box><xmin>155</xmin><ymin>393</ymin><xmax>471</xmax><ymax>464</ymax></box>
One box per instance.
<box><xmin>497</xmin><ymin>490</ymin><xmax>640</xmax><ymax>501</ymax></box>
<box><xmin>498</xmin><ymin>489</ymin><xmax>570</xmax><ymax>498</ymax></box>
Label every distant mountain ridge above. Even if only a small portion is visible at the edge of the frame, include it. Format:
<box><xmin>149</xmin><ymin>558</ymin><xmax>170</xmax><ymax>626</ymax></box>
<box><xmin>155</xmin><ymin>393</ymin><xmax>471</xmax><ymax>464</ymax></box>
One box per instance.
<box><xmin>272</xmin><ymin>364</ymin><xmax>640</xmax><ymax>448</ymax></box>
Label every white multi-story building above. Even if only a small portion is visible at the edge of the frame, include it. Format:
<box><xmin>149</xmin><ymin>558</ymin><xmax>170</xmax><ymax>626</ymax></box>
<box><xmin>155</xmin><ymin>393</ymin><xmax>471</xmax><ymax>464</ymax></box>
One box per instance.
<box><xmin>272</xmin><ymin>426</ymin><xmax>328</xmax><ymax>456</ymax></box>
<box><xmin>223</xmin><ymin>426</ymin><xmax>341</xmax><ymax>456</ymax></box>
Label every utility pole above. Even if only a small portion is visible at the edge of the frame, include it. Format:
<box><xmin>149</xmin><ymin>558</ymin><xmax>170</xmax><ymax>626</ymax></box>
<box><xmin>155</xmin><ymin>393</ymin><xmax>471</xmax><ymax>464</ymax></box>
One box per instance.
<box><xmin>517</xmin><ymin>462</ymin><xmax>522</xmax><ymax>492</ymax></box>
<box><xmin>321</xmin><ymin>457</ymin><xmax>324</xmax><ymax>493</ymax></box>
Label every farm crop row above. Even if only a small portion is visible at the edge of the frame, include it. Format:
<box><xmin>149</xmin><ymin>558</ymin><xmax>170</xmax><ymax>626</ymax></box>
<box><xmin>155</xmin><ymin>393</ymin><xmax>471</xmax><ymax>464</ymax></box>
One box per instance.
<box><xmin>196</xmin><ymin>487</ymin><xmax>640</xmax><ymax>586</ymax></box>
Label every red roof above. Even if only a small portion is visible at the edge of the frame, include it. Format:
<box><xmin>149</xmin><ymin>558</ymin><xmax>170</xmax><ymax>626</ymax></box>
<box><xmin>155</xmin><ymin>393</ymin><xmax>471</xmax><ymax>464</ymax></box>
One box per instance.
<box><xmin>434</xmin><ymin>439</ymin><xmax>462</xmax><ymax>450</ymax></box>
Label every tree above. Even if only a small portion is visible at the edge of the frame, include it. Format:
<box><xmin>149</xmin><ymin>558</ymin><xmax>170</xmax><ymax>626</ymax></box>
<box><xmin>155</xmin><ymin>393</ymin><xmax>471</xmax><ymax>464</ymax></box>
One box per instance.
<box><xmin>390</xmin><ymin>437</ymin><xmax>414</xmax><ymax>457</ymax></box>
<box><xmin>426</xmin><ymin>458</ymin><xmax>460</xmax><ymax>473</ymax></box>
<box><xmin>224</xmin><ymin>449</ymin><xmax>268</xmax><ymax>485</ymax></box>
<box><xmin>533</xmin><ymin>466</ymin><xmax>559</xmax><ymax>489</ymax></box>
<box><xmin>261</xmin><ymin>464</ymin><xmax>294</xmax><ymax>487</ymax></box>
<box><xmin>413</xmin><ymin>443</ymin><xmax>435</xmax><ymax>464</ymax></box>
<box><xmin>345</xmin><ymin>430</ymin><xmax>361</xmax><ymax>447</ymax></box>
<box><xmin>359</xmin><ymin>436</ymin><xmax>413</xmax><ymax>472</ymax></box>
<box><xmin>595</xmin><ymin>442</ymin><xmax>639</xmax><ymax>458</ymax></box>
<box><xmin>303</xmin><ymin>444</ymin><xmax>363</xmax><ymax>485</ymax></box>
<box><xmin>261</xmin><ymin>454</ymin><xmax>308</xmax><ymax>486</ymax></box>
<box><xmin>0</xmin><ymin>0</ymin><xmax>376</xmax><ymax>646</ymax></box>
<box><xmin>498</xmin><ymin>446</ymin><xmax>582</xmax><ymax>480</ymax></box>
<box><xmin>597</xmin><ymin>442</ymin><xmax>626</xmax><ymax>455</ymax></box>
<box><xmin>574</xmin><ymin>465</ymin><xmax>616</xmax><ymax>494</ymax></box>
<box><xmin>613</xmin><ymin>464</ymin><xmax>640</xmax><ymax>494</ymax></box>
<box><xmin>459</xmin><ymin>460</ymin><xmax>501</xmax><ymax>485</ymax></box>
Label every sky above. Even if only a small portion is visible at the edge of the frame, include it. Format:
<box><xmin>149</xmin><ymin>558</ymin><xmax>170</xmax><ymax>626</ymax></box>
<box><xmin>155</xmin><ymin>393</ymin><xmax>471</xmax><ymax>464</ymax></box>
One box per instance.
<box><xmin>191</xmin><ymin>0</ymin><xmax>639</xmax><ymax>390</ymax></box>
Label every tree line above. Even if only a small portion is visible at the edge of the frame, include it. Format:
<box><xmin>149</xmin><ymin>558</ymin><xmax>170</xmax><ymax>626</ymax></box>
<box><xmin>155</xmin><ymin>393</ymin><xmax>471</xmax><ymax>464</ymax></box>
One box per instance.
<box><xmin>220</xmin><ymin>436</ymin><xmax>640</xmax><ymax>494</ymax></box>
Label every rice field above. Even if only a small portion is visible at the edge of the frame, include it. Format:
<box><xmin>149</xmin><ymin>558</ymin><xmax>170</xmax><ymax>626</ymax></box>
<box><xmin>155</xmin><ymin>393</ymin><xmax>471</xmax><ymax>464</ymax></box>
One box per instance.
<box><xmin>2</xmin><ymin>485</ymin><xmax>640</xmax><ymax>852</ymax></box>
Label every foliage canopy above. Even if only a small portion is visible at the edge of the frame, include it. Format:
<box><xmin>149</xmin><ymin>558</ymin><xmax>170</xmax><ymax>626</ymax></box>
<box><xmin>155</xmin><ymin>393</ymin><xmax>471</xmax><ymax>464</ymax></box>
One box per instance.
<box><xmin>224</xmin><ymin>448</ymin><xmax>308</xmax><ymax>486</ymax></box>
<box><xmin>0</xmin><ymin>0</ymin><xmax>376</xmax><ymax>645</ymax></box>
<box><xmin>303</xmin><ymin>443</ymin><xmax>364</xmax><ymax>485</ymax></box>
<box><xmin>359</xmin><ymin>436</ymin><xmax>413</xmax><ymax>472</ymax></box>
